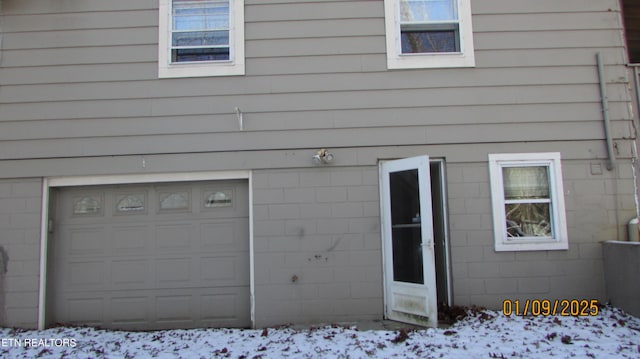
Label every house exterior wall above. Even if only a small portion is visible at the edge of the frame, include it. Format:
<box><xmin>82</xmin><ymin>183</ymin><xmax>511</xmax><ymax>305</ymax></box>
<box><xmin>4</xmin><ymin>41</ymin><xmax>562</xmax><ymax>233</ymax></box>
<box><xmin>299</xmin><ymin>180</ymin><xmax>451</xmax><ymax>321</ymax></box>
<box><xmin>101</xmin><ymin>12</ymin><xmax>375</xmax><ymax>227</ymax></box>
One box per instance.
<box><xmin>448</xmin><ymin>159</ymin><xmax>637</xmax><ymax>308</ymax></box>
<box><xmin>252</xmin><ymin>167</ymin><xmax>383</xmax><ymax>326</ymax></box>
<box><xmin>0</xmin><ymin>0</ymin><xmax>638</xmax><ymax>328</ymax></box>
<box><xmin>0</xmin><ymin>179</ymin><xmax>42</xmax><ymax>328</ymax></box>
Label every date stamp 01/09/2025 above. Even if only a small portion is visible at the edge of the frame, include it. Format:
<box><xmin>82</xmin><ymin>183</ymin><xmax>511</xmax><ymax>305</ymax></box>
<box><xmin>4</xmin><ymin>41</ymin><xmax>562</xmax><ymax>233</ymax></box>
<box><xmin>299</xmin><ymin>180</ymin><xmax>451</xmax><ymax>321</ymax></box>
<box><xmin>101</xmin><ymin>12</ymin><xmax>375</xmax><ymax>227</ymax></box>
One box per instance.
<box><xmin>502</xmin><ymin>299</ymin><xmax>600</xmax><ymax>317</ymax></box>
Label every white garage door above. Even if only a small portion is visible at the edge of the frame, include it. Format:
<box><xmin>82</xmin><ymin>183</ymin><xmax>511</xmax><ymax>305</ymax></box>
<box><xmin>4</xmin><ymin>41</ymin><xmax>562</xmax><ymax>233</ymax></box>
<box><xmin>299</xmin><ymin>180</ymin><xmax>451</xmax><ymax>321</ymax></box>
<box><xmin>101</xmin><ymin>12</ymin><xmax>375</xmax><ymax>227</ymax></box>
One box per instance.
<box><xmin>47</xmin><ymin>180</ymin><xmax>250</xmax><ymax>330</ymax></box>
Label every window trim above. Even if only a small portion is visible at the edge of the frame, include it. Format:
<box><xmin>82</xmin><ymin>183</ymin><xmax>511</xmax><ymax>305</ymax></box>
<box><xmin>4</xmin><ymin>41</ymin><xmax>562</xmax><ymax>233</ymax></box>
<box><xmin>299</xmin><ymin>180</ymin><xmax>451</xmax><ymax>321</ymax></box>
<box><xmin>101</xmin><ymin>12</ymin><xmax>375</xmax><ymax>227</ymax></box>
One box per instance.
<box><xmin>489</xmin><ymin>153</ymin><xmax>568</xmax><ymax>252</ymax></box>
<box><xmin>158</xmin><ymin>0</ymin><xmax>245</xmax><ymax>78</ymax></box>
<box><xmin>383</xmin><ymin>0</ymin><xmax>475</xmax><ymax>69</ymax></box>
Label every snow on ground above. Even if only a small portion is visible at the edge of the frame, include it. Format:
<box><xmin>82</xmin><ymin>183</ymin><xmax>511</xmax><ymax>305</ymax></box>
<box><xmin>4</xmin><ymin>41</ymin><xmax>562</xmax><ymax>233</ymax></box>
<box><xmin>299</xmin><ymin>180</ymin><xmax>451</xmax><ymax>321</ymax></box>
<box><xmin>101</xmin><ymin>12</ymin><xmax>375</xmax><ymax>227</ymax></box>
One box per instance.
<box><xmin>1</xmin><ymin>306</ymin><xmax>639</xmax><ymax>358</ymax></box>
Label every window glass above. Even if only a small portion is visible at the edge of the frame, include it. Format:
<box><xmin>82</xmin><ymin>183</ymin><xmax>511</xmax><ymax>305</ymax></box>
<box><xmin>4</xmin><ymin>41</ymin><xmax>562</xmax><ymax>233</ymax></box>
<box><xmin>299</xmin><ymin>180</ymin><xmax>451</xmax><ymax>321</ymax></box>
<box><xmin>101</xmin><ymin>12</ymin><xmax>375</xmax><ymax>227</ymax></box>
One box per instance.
<box><xmin>505</xmin><ymin>203</ymin><xmax>552</xmax><ymax>238</ymax></box>
<box><xmin>204</xmin><ymin>190</ymin><xmax>232</xmax><ymax>208</ymax></box>
<box><xmin>159</xmin><ymin>0</ymin><xmax>245</xmax><ymax>77</ymax></box>
<box><xmin>400</xmin><ymin>0</ymin><xmax>457</xmax><ymax>22</ymax></box>
<box><xmin>488</xmin><ymin>153</ymin><xmax>568</xmax><ymax>251</ymax></box>
<box><xmin>73</xmin><ymin>196</ymin><xmax>102</xmax><ymax>215</ymax></box>
<box><xmin>502</xmin><ymin>166</ymin><xmax>549</xmax><ymax>200</ymax></box>
<box><xmin>172</xmin><ymin>0</ymin><xmax>230</xmax><ymax>62</ymax></box>
<box><xmin>401</xmin><ymin>31</ymin><xmax>458</xmax><ymax>53</ymax></box>
<box><xmin>399</xmin><ymin>0</ymin><xmax>459</xmax><ymax>53</ymax></box>
<box><xmin>116</xmin><ymin>194</ymin><xmax>146</xmax><ymax>213</ymax></box>
<box><xmin>160</xmin><ymin>191</ymin><xmax>190</xmax><ymax>210</ymax></box>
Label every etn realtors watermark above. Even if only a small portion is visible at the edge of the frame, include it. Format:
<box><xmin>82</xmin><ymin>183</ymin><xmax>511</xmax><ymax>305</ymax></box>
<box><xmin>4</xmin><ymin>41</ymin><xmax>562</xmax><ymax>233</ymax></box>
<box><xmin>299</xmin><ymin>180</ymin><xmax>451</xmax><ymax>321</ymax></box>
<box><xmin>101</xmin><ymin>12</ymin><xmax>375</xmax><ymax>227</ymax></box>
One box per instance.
<box><xmin>1</xmin><ymin>337</ymin><xmax>77</xmax><ymax>348</ymax></box>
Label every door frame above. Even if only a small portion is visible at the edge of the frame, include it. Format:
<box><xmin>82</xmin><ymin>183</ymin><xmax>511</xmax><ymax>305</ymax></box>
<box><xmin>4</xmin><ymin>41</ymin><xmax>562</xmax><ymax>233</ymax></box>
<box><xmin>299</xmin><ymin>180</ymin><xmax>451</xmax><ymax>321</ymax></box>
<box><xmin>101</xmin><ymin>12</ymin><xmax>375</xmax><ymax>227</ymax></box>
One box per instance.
<box><xmin>430</xmin><ymin>159</ymin><xmax>453</xmax><ymax>307</ymax></box>
<box><xmin>38</xmin><ymin>170</ymin><xmax>254</xmax><ymax>330</ymax></box>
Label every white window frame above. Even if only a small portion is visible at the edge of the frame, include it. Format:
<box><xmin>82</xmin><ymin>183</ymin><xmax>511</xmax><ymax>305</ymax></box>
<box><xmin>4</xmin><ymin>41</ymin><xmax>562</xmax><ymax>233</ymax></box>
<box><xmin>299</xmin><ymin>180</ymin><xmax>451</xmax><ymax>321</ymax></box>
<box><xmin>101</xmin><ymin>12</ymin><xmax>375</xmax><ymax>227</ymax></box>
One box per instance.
<box><xmin>383</xmin><ymin>0</ymin><xmax>475</xmax><ymax>69</ymax></box>
<box><xmin>489</xmin><ymin>153</ymin><xmax>568</xmax><ymax>252</ymax></box>
<box><xmin>158</xmin><ymin>0</ymin><xmax>245</xmax><ymax>78</ymax></box>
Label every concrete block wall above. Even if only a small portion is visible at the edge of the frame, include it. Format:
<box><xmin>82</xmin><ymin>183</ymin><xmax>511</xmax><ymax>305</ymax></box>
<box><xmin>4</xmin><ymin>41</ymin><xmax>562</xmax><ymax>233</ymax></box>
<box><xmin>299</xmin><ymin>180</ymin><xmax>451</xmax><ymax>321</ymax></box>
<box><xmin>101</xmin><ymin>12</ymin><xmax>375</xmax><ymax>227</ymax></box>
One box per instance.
<box><xmin>252</xmin><ymin>167</ymin><xmax>383</xmax><ymax>327</ymax></box>
<box><xmin>0</xmin><ymin>178</ymin><xmax>42</xmax><ymax>328</ymax></box>
<box><xmin>448</xmin><ymin>159</ymin><xmax>637</xmax><ymax>309</ymax></box>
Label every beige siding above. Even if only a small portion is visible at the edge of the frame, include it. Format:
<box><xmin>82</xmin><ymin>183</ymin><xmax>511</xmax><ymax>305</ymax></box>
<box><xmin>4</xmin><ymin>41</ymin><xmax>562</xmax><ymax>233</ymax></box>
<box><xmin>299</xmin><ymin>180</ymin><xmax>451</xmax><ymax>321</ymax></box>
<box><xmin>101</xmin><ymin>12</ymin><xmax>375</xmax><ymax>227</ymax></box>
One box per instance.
<box><xmin>0</xmin><ymin>0</ymin><xmax>637</xmax><ymax>328</ymax></box>
<box><xmin>0</xmin><ymin>0</ymin><xmax>634</xmax><ymax>167</ymax></box>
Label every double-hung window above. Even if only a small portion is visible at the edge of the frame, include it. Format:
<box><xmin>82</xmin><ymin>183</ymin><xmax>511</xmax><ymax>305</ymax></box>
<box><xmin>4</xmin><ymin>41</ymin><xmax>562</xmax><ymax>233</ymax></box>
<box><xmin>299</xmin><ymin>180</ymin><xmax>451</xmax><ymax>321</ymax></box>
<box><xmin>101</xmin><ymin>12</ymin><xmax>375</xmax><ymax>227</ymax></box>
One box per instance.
<box><xmin>489</xmin><ymin>153</ymin><xmax>568</xmax><ymax>251</ymax></box>
<box><xmin>384</xmin><ymin>0</ymin><xmax>475</xmax><ymax>69</ymax></box>
<box><xmin>159</xmin><ymin>0</ymin><xmax>245</xmax><ymax>78</ymax></box>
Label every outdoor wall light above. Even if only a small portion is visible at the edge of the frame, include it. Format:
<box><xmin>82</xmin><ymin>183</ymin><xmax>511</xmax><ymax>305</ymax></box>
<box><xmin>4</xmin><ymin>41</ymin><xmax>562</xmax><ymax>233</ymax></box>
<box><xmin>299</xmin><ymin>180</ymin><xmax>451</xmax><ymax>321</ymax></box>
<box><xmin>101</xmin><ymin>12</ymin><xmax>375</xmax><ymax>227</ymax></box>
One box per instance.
<box><xmin>312</xmin><ymin>148</ymin><xmax>334</xmax><ymax>165</ymax></box>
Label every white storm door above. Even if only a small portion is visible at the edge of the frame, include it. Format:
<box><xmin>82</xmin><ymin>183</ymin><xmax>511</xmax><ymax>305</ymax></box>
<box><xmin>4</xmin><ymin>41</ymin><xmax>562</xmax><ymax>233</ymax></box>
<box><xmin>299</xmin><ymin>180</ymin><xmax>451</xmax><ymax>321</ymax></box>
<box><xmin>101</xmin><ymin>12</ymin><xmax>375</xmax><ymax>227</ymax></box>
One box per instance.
<box><xmin>380</xmin><ymin>155</ymin><xmax>438</xmax><ymax>327</ymax></box>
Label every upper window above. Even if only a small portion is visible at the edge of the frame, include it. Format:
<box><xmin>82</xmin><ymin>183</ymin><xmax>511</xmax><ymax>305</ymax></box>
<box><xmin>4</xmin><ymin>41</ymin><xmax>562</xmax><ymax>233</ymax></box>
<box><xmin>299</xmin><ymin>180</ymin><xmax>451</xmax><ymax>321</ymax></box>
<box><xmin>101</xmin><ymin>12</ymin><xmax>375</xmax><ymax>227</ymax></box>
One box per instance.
<box><xmin>384</xmin><ymin>0</ymin><xmax>475</xmax><ymax>69</ymax></box>
<box><xmin>622</xmin><ymin>0</ymin><xmax>640</xmax><ymax>64</ymax></box>
<box><xmin>158</xmin><ymin>0</ymin><xmax>245</xmax><ymax>78</ymax></box>
<box><xmin>489</xmin><ymin>153</ymin><xmax>568</xmax><ymax>252</ymax></box>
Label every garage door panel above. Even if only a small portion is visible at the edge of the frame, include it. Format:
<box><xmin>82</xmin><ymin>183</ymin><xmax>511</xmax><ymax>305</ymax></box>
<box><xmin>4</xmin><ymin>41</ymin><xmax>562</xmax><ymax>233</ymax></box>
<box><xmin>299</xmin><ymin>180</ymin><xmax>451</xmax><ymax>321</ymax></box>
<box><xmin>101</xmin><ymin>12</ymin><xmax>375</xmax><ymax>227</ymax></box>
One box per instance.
<box><xmin>49</xmin><ymin>180</ymin><xmax>250</xmax><ymax>330</ymax></box>
<box><xmin>200</xmin><ymin>219</ymin><xmax>249</xmax><ymax>251</ymax></box>
<box><xmin>155</xmin><ymin>223</ymin><xmax>194</xmax><ymax>251</ymax></box>
<box><xmin>199</xmin><ymin>288</ymin><xmax>250</xmax><ymax>327</ymax></box>
<box><xmin>200</xmin><ymin>256</ymin><xmax>241</xmax><ymax>283</ymax></box>
<box><xmin>112</xmin><ymin>225</ymin><xmax>150</xmax><ymax>253</ymax></box>
<box><xmin>156</xmin><ymin>295</ymin><xmax>193</xmax><ymax>324</ymax></box>
<box><xmin>69</xmin><ymin>261</ymin><xmax>105</xmax><ymax>287</ymax></box>
<box><xmin>201</xmin><ymin>293</ymin><xmax>240</xmax><ymax>320</ymax></box>
<box><xmin>156</xmin><ymin>258</ymin><xmax>193</xmax><ymax>285</ymax></box>
<box><xmin>200</xmin><ymin>221</ymin><xmax>235</xmax><ymax>246</ymax></box>
<box><xmin>110</xmin><ymin>297</ymin><xmax>149</xmax><ymax>325</ymax></box>
<box><xmin>67</xmin><ymin>227</ymin><xmax>106</xmax><ymax>254</ymax></box>
<box><xmin>66</xmin><ymin>298</ymin><xmax>104</xmax><ymax>324</ymax></box>
<box><xmin>111</xmin><ymin>259</ymin><xmax>149</xmax><ymax>287</ymax></box>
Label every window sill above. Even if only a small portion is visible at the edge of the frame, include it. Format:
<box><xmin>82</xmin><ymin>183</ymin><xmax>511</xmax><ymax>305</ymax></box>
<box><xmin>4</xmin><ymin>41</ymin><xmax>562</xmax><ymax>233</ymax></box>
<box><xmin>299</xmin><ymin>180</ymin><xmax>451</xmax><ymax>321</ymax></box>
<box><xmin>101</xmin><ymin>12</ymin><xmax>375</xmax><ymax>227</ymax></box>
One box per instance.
<box><xmin>495</xmin><ymin>239</ymin><xmax>569</xmax><ymax>252</ymax></box>
<box><xmin>158</xmin><ymin>62</ymin><xmax>245</xmax><ymax>78</ymax></box>
<box><xmin>387</xmin><ymin>52</ymin><xmax>475</xmax><ymax>70</ymax></box>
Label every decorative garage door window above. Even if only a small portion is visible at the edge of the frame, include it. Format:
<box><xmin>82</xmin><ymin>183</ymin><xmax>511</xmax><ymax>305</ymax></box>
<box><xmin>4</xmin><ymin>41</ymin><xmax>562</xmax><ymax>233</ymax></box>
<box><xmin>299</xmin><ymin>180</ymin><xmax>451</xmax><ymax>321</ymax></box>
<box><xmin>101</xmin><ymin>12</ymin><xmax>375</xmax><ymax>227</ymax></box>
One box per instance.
<box><xmin>204</xmin><ymin>189</ymin><xmax>232</xmax><ymax>208</ymax></box>
<box><xmin>159</xmin><ymin>190</ymin><xmax>190</xmax><ymax>211</ymax></box>
<box><xmin>115</xmin><ymin>193</ymin><xmax>146</xmax><ymax>214</ymax></box>
<box><xmin>72</xmin><ymin>195</ymin><xmax>102</xmax><ymax>216</ymax></box>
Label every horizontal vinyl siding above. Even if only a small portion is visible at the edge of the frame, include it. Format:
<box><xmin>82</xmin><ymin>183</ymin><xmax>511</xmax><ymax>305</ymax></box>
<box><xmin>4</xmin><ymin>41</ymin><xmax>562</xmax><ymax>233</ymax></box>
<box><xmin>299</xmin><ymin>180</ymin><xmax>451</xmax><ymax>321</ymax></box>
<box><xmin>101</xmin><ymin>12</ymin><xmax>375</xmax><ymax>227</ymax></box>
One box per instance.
<box><xmin>0</xmin><ymin>0</ymin><xmax>634</xmax><ymax>165</ymax></box>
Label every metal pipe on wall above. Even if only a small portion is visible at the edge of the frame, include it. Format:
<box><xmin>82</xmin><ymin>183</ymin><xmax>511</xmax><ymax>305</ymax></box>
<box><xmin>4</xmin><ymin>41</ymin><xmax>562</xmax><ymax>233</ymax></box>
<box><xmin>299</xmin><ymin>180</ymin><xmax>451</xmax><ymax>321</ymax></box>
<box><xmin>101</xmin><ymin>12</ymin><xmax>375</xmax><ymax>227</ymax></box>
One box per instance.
<box><xmin>596</xmin><ymin>52</ymin><xmax>616</xmax><ymax>171</ymax></box>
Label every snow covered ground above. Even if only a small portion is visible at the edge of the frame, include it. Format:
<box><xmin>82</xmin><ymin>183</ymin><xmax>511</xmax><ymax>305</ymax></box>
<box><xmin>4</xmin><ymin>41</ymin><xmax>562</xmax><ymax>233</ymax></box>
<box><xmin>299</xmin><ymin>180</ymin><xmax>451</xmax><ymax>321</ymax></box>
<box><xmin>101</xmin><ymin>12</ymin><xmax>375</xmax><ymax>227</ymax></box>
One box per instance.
<box><xmin>1</xmin><ymin>306</ymin><xmax>639</xmax><ymax>358</ymax></box>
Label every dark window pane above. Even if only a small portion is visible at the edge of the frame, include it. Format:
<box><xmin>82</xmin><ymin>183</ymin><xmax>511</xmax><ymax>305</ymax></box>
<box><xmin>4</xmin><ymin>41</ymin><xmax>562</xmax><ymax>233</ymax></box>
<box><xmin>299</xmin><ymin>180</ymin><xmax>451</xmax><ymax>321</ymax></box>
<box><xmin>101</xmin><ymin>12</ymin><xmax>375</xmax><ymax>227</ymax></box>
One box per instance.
<box><xmin>172</xmin><ymin>47</ymin><xmax>230</xmax><ymax>62</ymax></box>
<box><xmin>401</xmin><ymin>30</ymin><xmax>458</xmax><ymax>53</ymax></box>
<box><xmin>505</xmin><ymin>203</ymin><xmax>552</xmax><ymax>238</ymax></box>
<box><xmin>390</xmin><ymin>169</ymin><xmax>424</xmax><ymax>284</ymax></box>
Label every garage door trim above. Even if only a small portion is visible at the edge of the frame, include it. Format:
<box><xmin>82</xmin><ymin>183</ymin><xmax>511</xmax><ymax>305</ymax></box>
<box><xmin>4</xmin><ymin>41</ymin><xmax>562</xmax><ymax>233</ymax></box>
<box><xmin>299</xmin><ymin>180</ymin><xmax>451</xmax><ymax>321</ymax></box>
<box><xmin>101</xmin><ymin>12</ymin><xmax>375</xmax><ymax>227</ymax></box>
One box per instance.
<box><xmin>38</xmin><ymin>170</ymin><xmax>254</xmax><ymax>330</ymax></box>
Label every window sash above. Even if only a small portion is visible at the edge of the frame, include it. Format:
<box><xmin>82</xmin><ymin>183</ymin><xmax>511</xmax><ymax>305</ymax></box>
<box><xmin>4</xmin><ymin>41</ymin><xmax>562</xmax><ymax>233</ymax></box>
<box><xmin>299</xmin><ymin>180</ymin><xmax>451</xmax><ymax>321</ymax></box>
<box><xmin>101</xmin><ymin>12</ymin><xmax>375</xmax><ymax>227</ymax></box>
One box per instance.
<box><xmin>384</xmin><ymin>0</ymin><xmax>475</xmax><ymax>69</ymax></box>
<box><xmin>399</xmin><ymin>0</ymin><xmax>458</xmax><ymax>22</ymax></box>
<box><xmin>500</xmin><ymin>163</ymin><xmax>554</xmax><ymax>240</ymax></box>
<box><xmin>488</xmin><ymin>153</ymin><xmax>568</xmax><ymax>251</ymax></box>
<box><xmin>398</xmin><ymin>0</ymin><xmax>460</xmax><ymax>54</ymax></box>
<box><xmin>170</xmin><ymin>0</ymin><xmax>232</xmax><ymax>63</ymax></box>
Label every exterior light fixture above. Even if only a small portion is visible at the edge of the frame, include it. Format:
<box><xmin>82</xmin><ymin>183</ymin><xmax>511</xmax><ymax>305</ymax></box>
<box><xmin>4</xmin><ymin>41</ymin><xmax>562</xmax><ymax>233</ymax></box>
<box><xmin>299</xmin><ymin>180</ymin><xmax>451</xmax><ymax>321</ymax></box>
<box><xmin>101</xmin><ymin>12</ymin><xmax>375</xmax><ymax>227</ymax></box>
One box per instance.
<box><xmin>312</xmin><ymin>148</ymin><xmax>334</xmax><ymax>165</ymax></box>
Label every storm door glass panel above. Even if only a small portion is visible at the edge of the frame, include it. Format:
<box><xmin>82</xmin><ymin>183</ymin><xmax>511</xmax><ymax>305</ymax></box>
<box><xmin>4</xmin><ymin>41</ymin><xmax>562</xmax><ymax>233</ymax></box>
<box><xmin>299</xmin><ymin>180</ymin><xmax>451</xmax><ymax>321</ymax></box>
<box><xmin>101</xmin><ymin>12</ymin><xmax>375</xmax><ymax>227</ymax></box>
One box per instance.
<box><xmin>172</xmin><ymin>0</ymin><xmax>230</xmax><ymax>62</ymax></box>
<box><xmin>502</xmin><ymin>166</ymin><xmax>552</xmax><ymax>238</ymax></box>
<box><xmin>390</xmin><ymin>169</ymin><xmax>424</xmax><ymax>284</ymax></box>
<box><xmin>399</xmin><ymin>0</ymin><xmax>460</xmax><ymax>53</ymax></box>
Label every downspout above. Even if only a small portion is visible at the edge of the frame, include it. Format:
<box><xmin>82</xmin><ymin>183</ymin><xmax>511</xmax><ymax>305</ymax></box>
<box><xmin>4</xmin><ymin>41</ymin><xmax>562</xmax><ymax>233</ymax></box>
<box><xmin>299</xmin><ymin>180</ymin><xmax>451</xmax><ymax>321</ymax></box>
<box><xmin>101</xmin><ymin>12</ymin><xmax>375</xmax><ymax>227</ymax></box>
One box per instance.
<box><xmin>596</xmin><ymin>52</ymin><xmax>616</xmax><ymax>171</ymax></box>
<box><xmin>628</xmin><ymin>64</ymin><xmax>640</xmax><ymax>240</ymax></box>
